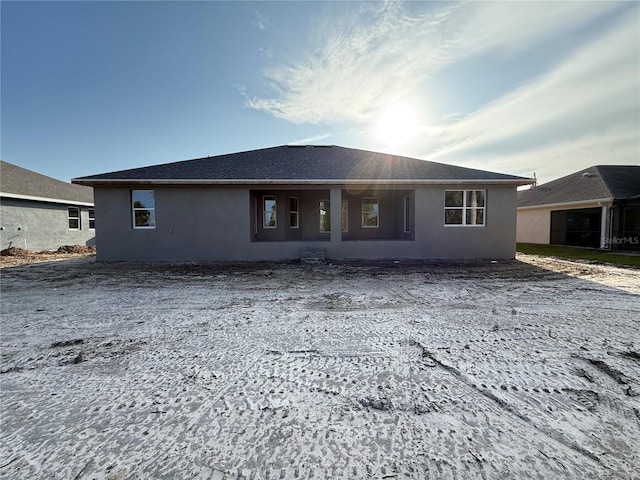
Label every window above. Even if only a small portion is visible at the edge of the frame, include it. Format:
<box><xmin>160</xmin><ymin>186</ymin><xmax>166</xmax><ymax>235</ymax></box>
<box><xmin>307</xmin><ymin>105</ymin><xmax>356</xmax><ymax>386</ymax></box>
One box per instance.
<box><xmin>68</xmin><ymin>207</ymin><xmax>80</xmax><ymax>229</ymax></box>
<box><xmin>341</xmin><ymin>200</ymin><xmax>348</xmax><ymax>233</ymax></box>
<box><xmin>88</xmin><ymin>209</ymin><xmax>95</xmax><ymax>229</ymax></box>
<box><xmin>319</xmin><ymin>200</ymin><xmax>330</xmax><ymax>232</ymax></box>
<box><xmin>289</xmin><ymin>197</ymin><xmax>299</xmax><ymax>228</ymax></box>
<box><xmin>444</xmin><ymin>190</ymin><xmax>485</xmax><ymax>226</ymax></box>
<box><xmin>263</xmin><ymin>196</ymin><xmax>276</xmax><ymax>228</ymax></box>
<box><xmin>404</xmin><ymin>195</ymin><xmax>411</xmax><ymax>233</ymax></box>
<box><xmin>132</xmin><ymin>190</ymin><xmax>156</xmax><ymax>229</ymax></box>
<box><xmin>362</xmin><ymin>198</ymin><xmax>379</xmax><ymax>228</ymax></box>
<box><xmin>319</xmin><ymin>200</ymin><xmax>348</xmax><ymax>233</ymax></box>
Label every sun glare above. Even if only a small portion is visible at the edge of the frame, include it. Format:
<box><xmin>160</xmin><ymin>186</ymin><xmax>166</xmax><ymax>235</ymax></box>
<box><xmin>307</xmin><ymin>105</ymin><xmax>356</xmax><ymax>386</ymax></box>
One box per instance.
<box><xmin>376</xmin><ymin>103</ymin><xmax>419</xmax><ymax>146</ymax></box>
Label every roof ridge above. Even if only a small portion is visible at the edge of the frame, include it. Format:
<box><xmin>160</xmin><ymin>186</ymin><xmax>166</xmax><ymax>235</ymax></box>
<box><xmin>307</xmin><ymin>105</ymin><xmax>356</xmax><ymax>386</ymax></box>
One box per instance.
<box><xmin>593</xmin><ymin>165</ymin><xmax>615</xmax><ymax>199</ymax></box>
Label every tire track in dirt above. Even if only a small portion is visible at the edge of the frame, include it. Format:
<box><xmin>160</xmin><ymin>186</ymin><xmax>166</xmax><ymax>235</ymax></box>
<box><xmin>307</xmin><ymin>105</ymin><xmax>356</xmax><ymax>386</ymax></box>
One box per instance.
<box><xmin>414</xmin><ymin>340</ymin><xmax>640</xmax><ymax>475</ymax></box>
<box><xmin>2</xmin><ymin>259</ymin><xmax>639</xmax><ymax>479</ymax></box>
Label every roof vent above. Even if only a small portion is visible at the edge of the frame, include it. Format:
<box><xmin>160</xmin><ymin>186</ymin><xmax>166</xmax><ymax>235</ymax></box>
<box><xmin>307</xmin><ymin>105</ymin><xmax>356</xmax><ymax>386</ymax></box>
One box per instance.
<box><xmin>582</xmin><ymin>172</ymin><xmax>595</xmax><ymax>178</ymax></box>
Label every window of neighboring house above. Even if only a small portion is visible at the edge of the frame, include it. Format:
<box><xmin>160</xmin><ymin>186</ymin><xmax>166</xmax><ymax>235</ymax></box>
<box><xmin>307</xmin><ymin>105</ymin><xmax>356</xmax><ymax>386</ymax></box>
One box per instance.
<box><xmin>88</xmin><ymin>209</ymin><xmax>95</xmax><ymax>229</ymax></box>
<box><xmin>68</xmin><ymin>207</ymin><xmax>80</xmax><ymax>229</ymax></box>
<box><xmin>362</xmin><ymin>198</ymin><xmax>379</xmax><ymax>228</ymax></box>
<box><xmin>289</xmin><ymin>197</ymin><xmax>299</xmax><ymax>228</ymax></box>
<box><xmin>263</xmin><ymin>195</ymin><xmax>277</xmax><ymax>228</ymax></box>
<box><xmin>404</xmin><ymin>195</ymin><xmax>411</xmax><ymax>233</ymax></box>
<box><xmin>132</xmin><ymin>190</ymin><xmax>156</xmax><ymax>229</ymax></box>
<box><xmin>444</xmin><ymin>190</ymin><xmax>486</xmax><ymax>226</ymax></box>
<box><xmin>319</xmin><ymin>200</ymin><xmax>349</xmax><ymax>233</ymax></box>
<box><xmin>319</xmin><ymin>200</ymin><xmax>330</xmax><ymax>232</ymax></box>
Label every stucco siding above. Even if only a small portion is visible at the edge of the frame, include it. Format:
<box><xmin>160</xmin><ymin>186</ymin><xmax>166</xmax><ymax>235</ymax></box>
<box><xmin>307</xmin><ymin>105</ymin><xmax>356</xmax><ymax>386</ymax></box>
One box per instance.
<box><xmin>95</xmin><ymin>187</ymin><xmax>249</xmax><ymax>262</ymax></box>
<box><xmin>516</xmin><ymin>201</ymin><xmax>608</xmax><ymax>245</ymax></box>
<box><xmin>1</xmin><ymin>198</ymin><xmax>95</xmax><ymax>251</ymax></box>
<box><xmin>94</xmin><ymin>184</ymin><xmax>518</xmax><ymax>262</ymax></box>
<box><xmin>418</xmin><ymin>186</ymin><xmax>517</xmax><ymax>259</ymax></box>
<box><xmin>516</xmin><ymin>208</ymin><xmax>551</xmax><ymax>244</ymax></box>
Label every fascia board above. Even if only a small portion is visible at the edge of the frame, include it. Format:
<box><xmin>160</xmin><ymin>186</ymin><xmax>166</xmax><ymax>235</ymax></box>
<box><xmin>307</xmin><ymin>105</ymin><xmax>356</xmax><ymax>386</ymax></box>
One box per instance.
<box><xmin>72</xmin><ymin>178</ymin><xmax>535</xmax><ymax>187</ymax></box>
<box><xmin>0</xmin><ymin>191</ymin><xmax>94</xmax><ymax>206</ymax></box>
<box><xmin>517</xmin><ymin>198</ymin><xmax>614</xmax><ymax>210</ymax></box>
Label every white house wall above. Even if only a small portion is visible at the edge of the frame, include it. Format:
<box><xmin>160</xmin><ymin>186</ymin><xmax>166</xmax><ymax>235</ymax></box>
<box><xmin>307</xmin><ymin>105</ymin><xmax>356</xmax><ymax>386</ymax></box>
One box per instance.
<box><xmin>516</xmin><ymin>208</ymin><xmax>551</xmax><ymax>244</ymax></box>
<box><xmin>516</xmin><ymin>201</ymin><xmax>610</xmax><ymax>245</ymax></box>
<box><xmin>94</xmin><ymin>185</ymin><xmax>518</xmax><ymax>262</ymax></box>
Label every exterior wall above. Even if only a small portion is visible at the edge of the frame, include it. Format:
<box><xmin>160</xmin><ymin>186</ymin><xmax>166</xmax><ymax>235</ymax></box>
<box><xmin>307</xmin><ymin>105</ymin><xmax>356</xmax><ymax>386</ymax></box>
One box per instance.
<box><xmin>0</xmin><ymin>198</ymin><xmax>95</xmax><ymax>251</ymax></box>
<box><xmin>516</xmin><ymin>208</ymin><xmax>551</xmax><ymax>244</ymax></box>
<box><xmin>94</xmin><ymin>184</ymin><xmax>519</xmax><ymax>262</ymax></box>
<box><xmin>517</xmin><ymin>201</ymin><xmax>609</xmax><ymax>246</ymax></box>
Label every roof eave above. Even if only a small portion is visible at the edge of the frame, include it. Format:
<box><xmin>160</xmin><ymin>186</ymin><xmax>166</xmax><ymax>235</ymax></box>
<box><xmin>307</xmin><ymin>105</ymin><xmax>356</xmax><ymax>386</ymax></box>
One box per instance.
<box><xmin>517</xmin><ymin>197</ymin><xmax>614</xmax><ymax>210</ymax></box>
<box><xmin>0</xmin><ymin>191</ymin><xmax>94</xmax><ymax>206</ymax></box>
<box><xmin>72</xmin><ymin>178</ymin><xmax>534</xmax><ymax>187</ymax></box>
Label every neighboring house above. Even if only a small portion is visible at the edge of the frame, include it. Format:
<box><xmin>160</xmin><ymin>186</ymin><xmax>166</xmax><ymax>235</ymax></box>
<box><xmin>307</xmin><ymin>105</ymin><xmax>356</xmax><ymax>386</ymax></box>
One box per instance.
<box><xmin>517</xmin><ymin>165</ymin><xmax>640</xmax><ymax>251</ymax></box>
<box><xmin>72</xmin><ymin>145</ymin><xmax>532</xmax><ymax>262</ymax></box>
<box><xmin>1</xmin><ymin>161</ymin><xmax>95</xmax><ymax>251</ymax></box>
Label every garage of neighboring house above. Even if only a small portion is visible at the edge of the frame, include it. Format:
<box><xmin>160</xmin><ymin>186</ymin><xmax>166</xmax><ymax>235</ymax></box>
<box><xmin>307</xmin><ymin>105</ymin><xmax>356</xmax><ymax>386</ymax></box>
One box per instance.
<box><xmin>517</xmin><ymin>165</ymin><xmax>640</xmax><ymax>251</ymax></box>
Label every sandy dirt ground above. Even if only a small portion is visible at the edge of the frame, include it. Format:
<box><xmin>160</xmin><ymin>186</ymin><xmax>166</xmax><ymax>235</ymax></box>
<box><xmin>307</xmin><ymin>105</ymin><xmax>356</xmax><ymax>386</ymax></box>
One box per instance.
<box><xmin>1</xmin><ymin>255</ymin><xmax>639</xmax><ymax>479</ymax></box>
<box><xmin>0</xmin><ymin>247</ymin><xmax>95</xmax><ymax>268</ymax></box>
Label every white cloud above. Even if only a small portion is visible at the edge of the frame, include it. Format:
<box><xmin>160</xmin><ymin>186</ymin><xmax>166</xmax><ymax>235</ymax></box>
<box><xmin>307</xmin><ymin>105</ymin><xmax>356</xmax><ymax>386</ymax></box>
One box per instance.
<box><xmin>428</xmin><ymin>11</ymin><xmax>640</xmax><ymax>183</ymax></box>
<box><xmin>247</xmin><ymin>1</ymin><xmax>460</xmax><ymax>123</ymax></box>
<box><xmin>246</xmin><ymin>1</ymin><xmax>638</xmax><ymax>183</ymax></box>
<box><xmin>288</xmin><ymin>133</ymin><xmax>332</xmax><ymax>145</ymax></box>
<box><xmin>253</xmin><ymin>11</ymin><xmax>269</xmax><ymax>31</ymax></box>
<box><xmin>453</xmin><ymin>1</ymin><xmax>622</xmax><ymax>57</ymax></box>
<box><xmin>247</xmin><ymin>1</ymin><xmax>627</xmax><ymax>125</ymax></box>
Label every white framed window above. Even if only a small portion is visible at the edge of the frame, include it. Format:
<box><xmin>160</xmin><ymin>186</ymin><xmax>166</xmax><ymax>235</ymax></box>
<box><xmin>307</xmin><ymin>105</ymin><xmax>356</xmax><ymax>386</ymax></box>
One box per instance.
<box><xmin>319</xmin><ymin>200</ymin><xmax>330</xmax><ymax>233</ymax></box>
<box><xmin>68</xmin><ymin>207</ymin><xmax>80</xmax><ymax>229</ymax></box>
<box><xmin>263</xmin><ymin>195</ymin><xmax>277</xmax><ymax>228</ymax></box>
<box><xmin>404</xmin><ymin>195</ymin><xmax>411</xmax><ymax>233</ymax></box>
<box><xmin>132</xmin><ymin>190</ymin><xmax>156</xmax><ymax>229</ymax></box>
<box><xmin>289</xmin><ymin>197</ymin><xmax>299</xmax><ymax>228</ymax></box>
<box><xmin>362</xmin><ymin>198</ymin><xmax>379</xmax><ymax>228</ymax></box>
<box><xmin>444</xmin><ymin>190</ymin><xmax>486</xmax><ymax>226</ymax></box>
<box><xmin>88</xmin><ymin>209</ymin><xmax>95</xmax><ymax>229</ymax></box>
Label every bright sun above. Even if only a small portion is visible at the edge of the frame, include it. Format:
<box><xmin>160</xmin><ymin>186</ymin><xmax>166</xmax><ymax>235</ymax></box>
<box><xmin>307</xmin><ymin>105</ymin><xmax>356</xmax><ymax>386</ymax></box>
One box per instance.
<box><xmin>376</xmin><ymin>103</ymin><xmax>419</xmax><ymax>146</ymax></box>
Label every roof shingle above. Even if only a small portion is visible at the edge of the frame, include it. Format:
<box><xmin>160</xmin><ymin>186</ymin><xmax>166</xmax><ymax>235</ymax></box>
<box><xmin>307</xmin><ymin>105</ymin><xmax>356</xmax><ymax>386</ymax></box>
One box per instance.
<box><xmin>517</xmin><ymin>165</ymin><xmax>640</xmax><ymax>207</ymax></box>
<box><xmin>1</xmin><ymin>161</ymin><xmax>94</xmax><ymax>204</ymax></box>
<box><xmin>72</xmin><ymin>145</ymin><xmax>531</xmax><ymax>185</ymax></box>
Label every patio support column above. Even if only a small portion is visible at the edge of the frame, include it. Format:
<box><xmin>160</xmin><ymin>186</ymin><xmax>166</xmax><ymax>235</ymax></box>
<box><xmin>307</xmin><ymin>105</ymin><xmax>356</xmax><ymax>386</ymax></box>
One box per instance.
<box><xmin>600</xmin><ymin>204</ymin><xmax>609</xmax><ymax>249</ymax></box>
<box><xmin>330</xmin><ymin>187</ymin><xmax>342</xmax><ymax>245</ymax></box>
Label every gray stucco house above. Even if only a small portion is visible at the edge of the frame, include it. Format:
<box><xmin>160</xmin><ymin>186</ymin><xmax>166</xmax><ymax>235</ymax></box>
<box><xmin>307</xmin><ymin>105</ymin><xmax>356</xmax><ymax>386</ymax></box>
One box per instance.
<box><xmin>1</xmin><ymin>161</ymin><xmax>95</xmax><ymax>251</ymax></box>
<box><xmin>517</xmin><ymin>165</ymin><xmax>640</xmax><ymax>251</ymax></box>
<box><xmin>72</xmin><ymin>145</ymin><xmax>533</xmax><ymax>262</ymax></box>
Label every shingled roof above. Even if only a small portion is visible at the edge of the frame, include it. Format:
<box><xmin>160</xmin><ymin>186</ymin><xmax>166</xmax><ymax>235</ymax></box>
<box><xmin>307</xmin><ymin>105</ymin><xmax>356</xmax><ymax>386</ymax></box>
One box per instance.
<box><xmin>1</xmin><ymin>161</ymin><xmax>94</xmax><ymax>205</ymax></box>
<box><xmin>518</xmin><ymin>165</ymin><xmax>640</xmax><ymax>208</ymax></box>
<box><xmin>72</xmin><ymin>145</ymin><xmax>532</xmax><ymax>186</ymax></box>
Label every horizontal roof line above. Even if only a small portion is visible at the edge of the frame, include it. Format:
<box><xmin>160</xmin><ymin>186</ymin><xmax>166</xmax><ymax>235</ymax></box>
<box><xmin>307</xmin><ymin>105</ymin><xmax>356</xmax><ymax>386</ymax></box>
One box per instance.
<box><xmin>73</xmin><ymin>178</ymin><xmax>534</xmax><ymax>186</ymax></box>
<box><xmin>0</xmin><ymin>191</ymin><xmax>94</xmax><ymax>206</ymax></box>
<box><xmin>517</xmin><ymin>197</ymin><xmax>613</xmax><ymax>210</ymax></box>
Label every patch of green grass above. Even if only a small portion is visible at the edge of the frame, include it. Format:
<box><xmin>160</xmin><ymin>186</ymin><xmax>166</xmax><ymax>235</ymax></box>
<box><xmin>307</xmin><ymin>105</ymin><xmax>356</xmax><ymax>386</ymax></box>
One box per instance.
<box><xmin>516</xmin><ymin>243</ymin><xmax>640</xmax><ymax>268</ymax></box>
